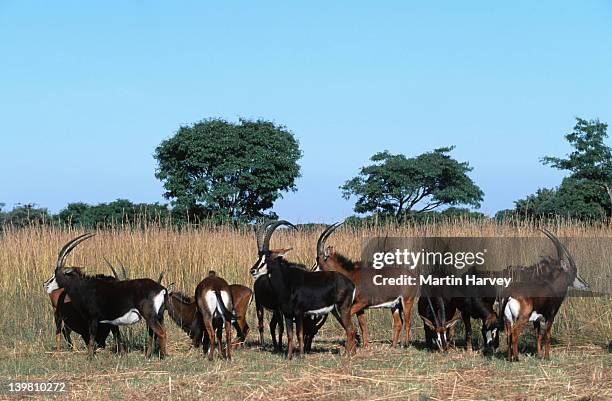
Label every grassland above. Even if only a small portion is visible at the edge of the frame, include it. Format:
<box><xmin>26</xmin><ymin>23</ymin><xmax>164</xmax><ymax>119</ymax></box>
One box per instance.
<box><xmin>0</xmin><ymin>221</ymin><xmax>610</xmax><ymax>400</ymax></box>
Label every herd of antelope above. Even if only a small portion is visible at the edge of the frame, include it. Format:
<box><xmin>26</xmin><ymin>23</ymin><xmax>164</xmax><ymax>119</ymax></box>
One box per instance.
<box><xmin>43</xmin><ymin>220</ymin><xmax>588</xmax><ymax>362</ymax></box>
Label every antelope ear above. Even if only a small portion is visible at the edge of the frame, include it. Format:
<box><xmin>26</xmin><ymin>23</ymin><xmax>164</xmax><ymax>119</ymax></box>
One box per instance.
<box><xmin>274</xmin><ymin>248</ymin><xmax>293</xmax><ymax>258</ymax></box>
<box><xmin>446</xmin><ymin>315</ymin><xmax>462</xmax><ymax>329</ymax></box>
<box><xmin>420</xmin><ymin>315</ymin><xmax>436</xmax><ymax>330</ymax></box>
<box><xmin>559</xmin><ymin>259</ymin><xmax>569</xmax><ymax>271</ymax></box>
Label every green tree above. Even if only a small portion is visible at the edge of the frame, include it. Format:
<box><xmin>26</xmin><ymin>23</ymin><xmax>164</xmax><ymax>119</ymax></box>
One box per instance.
<box><xmin>542</xmin><ymin>117</ymin><xmax>612</xmax><ymax>215</ymax></box>
<box><xmin>154</xmin><ymin>118</ymin><xmax>301</xmax><ymax>222</ymax></box>
<box><xmin>341</xmin><ymin>147</ymin><xmax>483</xmax><ymax>219</ymax></box>
<box><xmin>58</xmin><ymin>199</ymin><xmax>170</xmax><ymax>228</ymax></box>
<box><xmin>497</xmin><ymin>177</ymin><xmax>609</xmax><ymax>221</ymax></box>
<box><xmin>1</xmin><ymin>204</ymin><xmax>51</xmax><ymax>227</ymax></box>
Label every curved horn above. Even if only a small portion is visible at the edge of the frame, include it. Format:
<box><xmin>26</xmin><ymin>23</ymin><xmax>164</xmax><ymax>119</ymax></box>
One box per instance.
<box><xmin>558</xmin><ymin>240</ymin><xmax>578</xmax><ymax>274</ymax></box>
<box><xmin>539</xmin><ymin>228</ymin><xmax>567</xmax><ymax>269</ymax></box>
<box><xmin>103</xmin><ymin>257</ymin><xmax>119</xmax><ymax>279</ymax></box>
<box><xmin>157</xmin><ymin>271</ymin><xmax>165</xmax><ymax>284</ymax></box>
<box><xmin>56</xmin><ymin>233</ymin><xmax>95</xmax><ymax>271</ymax></box>
<box><xmin>316</xmin><ymin>222</ymin><xmax>342</xmax><ymax>259</ymax></box>
<box><xmin>256</xmin><ymin>220</ymin><xmax>276</xmax><ymax>252</ymax></box>
<box><xmin>117</xmin><ymin>258</ymin><xmax>128</xmax><ymax>280</ymax></box>
<box><xmin>262</xmin><ymin>220</ymin><xmax>297</xmax><ymax>253</ymax></box>
<box><xmin>426</xmin><ymin>297</ymin><xmax>440</xmax><ymax>327</ymax></box>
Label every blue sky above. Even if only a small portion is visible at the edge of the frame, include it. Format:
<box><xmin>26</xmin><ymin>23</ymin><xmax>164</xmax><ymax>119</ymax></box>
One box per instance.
<box><xmin>1</xmin><ymin>1</ymin><xmax>611</xmax><ymax>223</ymax></box>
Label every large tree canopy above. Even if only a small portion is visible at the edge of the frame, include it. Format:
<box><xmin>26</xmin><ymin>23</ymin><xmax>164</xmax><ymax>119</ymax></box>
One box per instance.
<box><xmin>154</xmin><ymin>118</ymin><xmax>301</xmax><ymax>222</ymax></box>
<box><xmin>542</xmin><ymin>117</ymin><xmax>612</xmax><ymax>212</ymax></box>
<box><xmin>341</xmin><ymin>147</ymin><xmax>483</xmax><ymax>219</ymax></box>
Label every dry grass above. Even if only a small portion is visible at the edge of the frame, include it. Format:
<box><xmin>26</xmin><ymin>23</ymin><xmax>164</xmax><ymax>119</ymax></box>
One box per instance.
<box><xmin>0</xmin><ymin>220</ymin><xmax>610</xmax><ymax>400</ymax></box>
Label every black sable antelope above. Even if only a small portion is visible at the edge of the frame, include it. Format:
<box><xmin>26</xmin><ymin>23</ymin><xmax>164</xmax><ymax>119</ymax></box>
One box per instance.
<box><xmin>250</xmin><ymin>220</ymin><xmax>356</xmax><ymax>360</ymax></box>
<box><xmin>166</xmin><ymin>283</ymin><xmax>253</xmax><ymax>349</ymax></box>
<box><xmin>44</xmin><ymin>260</ymin><xmax>124</xmax><ymax>351</ymax></box>
<box><xmin>417</xmin><ymin>295</ymin><xmax>461</xmax><ymax>352</ymax></box>
<box><xmin>451</xmin><ymin>266</ymin><xmax>500</xmax><ymax>353</ymax></box>
<box><xmin>316</xmin><ymin>223</ymin><xmax>416</xmax><ymax>347</ymax></box>
<box><xmin>53</xmin><ymin>233</ymin><xmax>170</xmax><ymax>358</ymax></box>
<box><xmin>253</xmin><ymin>221</ymin><xmax>326</xmax><ymax>353</ymax></box>
<box><xmin>502</xmin><ymin>229</ymin><xmax>587</xmax><ymax>361</ymax></box>
<box><xmin>195</xmin><ymin>271</ymin><xmax>234</xmax><ymax>360</ymax></box>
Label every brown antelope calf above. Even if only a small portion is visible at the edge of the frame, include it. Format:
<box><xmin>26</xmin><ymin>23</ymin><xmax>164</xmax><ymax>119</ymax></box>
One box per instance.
<box><xmin>502</xmin><ymin>229</ymin><xmax>588</xmax><ymax>361</ymax></box>
<box><xmin>165</xmin><ymin>284</ymin><xmax>253</xmax><ymax>349</ymax></box>
<box><xmin>316</xmin><ymin>223</ymin><xmax>416</xmax><ymax>347</ymax></box>
<box><xmin>195</xmin><ymin>271</ymin><xmax>234</xmax><ymax>360</ymax></box>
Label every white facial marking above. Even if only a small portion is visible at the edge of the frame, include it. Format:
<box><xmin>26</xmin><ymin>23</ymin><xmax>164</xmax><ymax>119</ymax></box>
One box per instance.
<box><xmin>251</xmin><ymin>257</ymin><xmax>268</xmax><ymax>278</ymax></box>
<box><xmin>44</xmin><ymin>275</ymin><xmax>59</xmax><ymax>294</ymax></box>
<box><xmin>100</xmin><ymin>309</ymin><xmax>141</xmax><ymax>325</ymax></box>
<box><xmin>485</xmin><ymin>330</ymin><xmax>493</xmax><ymax>343</ymax></box>
<box><xmin>572</xmin><ymin>276</ymin><xmax>588</xmax><ymax>290</ymax></box>
<box><xmin>305</xmin><ymin>305</ymin><xmax>334</xmax><ymax>315</ymax></box>
<box><xmin>370</xmin><ymin>296</ymin><xmax>402</xmax><ymax>309</ymax></box>
<box><xmin>436</xmin><ymin>333</ymin><xmax>443</xmax><ymax>349</ymax></box>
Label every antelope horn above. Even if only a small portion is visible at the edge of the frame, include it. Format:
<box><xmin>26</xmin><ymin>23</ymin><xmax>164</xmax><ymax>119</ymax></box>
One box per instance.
<box><xmin>558</xmin><ymin>241</ymin><xmax>577</xmax><ymax>273</ymax></box>
<box><xmin>539</xmin><ymin>228</ymin><xmax>568</xmax><ymax>270</ymax></box>
<box><xmin>157</xmin><ymin>271</ymin><xmax>165</xmax><ymax>284</ymax></box>
<box><xmin>256</xmin><ymin>220</ymin><xmax>276</xmax><ymax>252</ymax></box>
<box><xmin>103</xmin><ymin>256</ymin><xmax>119</xmax><ymax>279</ymax></box>
<box><xmin>56</xmin><ymin>233</ymin><xmax>95</xmax><ymax>271</ymax></box>
<box><xmin>426</xmin><ymin>297</ymin><xmax>441</xmax><ymax>328</ymax></box>
<box><xmin>316</xmin><ymin>222</ymin><xmax>342</xmax><ymax>259</ymax></box>
<box><xmin>262</xmin><ymin>220</ymin><xmax>297</xmax><ymax>253</ymax></box>
<box><xmin>117</xmin><ymin>257</ymin><xmax>128</xmax><ymax>280</ymax></box>
<box><xmin>439</xmin><ymin>297</ymin><xmax>446</xmax><ymax>324</ymax></box>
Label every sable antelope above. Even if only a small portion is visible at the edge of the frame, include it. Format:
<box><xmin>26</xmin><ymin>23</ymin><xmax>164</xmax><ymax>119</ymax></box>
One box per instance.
<box><xmin>165</xmin><ymin>283</ymin><xmax>253</xmax><ymax>349</ymax></box>
<box><xmin>502</xmin><ymin>229</ymin><xmax>588</xmax><ymax>361</ymax></box>
<box><xmin>452</xmin><ymin>267</ymin><xmax>500</xmax><ymax>353</ymax></box>
<box><xmin>250</xmin><ymin>220</ymin><xmax>356</xmax><ymax>360</ymax></box>
<box><xmin>253</xmin><ymin>221</ymin><xmax>327</xmax><ymax>353</ymax></box>
<box><xmin>195</xmin><ymin>271</ymin><xmax>233</xmax><ymax>360</ymax></box>
<box><xmin>44</xmin><ymin>259</ymin><xmax>126</xmax><ymax>351</ymax></box>
<box><xmin>53</xmin><ymin>233</ymin><xmax>170</xmax><ymax>358</ymax></box>
<box><xmin>316</xmin><ymin>223</ymin><xmax>416</xmax><ymax>347</ymax></box>
<box><xmin>417</xmin><ymin>296</ymin><xmax>461</xmax><ymax>352</ymax></box>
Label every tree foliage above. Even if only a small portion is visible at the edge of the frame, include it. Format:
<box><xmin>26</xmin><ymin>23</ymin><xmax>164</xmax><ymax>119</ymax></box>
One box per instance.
<box><xmin>542</xmin><ymin>117</ymin><xmax>612</xmax><ymax>213</ymax></box>
<box><xmin>498</xmin><ymin>177</ymin><xmax>610</xmax><ymax>220</ymax></box>
<box><xmin>57</xmin><ymin>199</ymin><xmax>170</xmax><ymax>228</ymax></box>
<box><xmin>501</xmin><ymin>118</ymin><xmax>612</xmax><ymax>221</ymax></box>
<box><xmin>341</xmin><ymin>147</ymin><xmax>483</xmax><ymax>219</ymax></box>
<box><xmin>154</xmin><ymin>118</ymin><xmax>301</xmax><ymax>222</ymax></box>
<box><xmin>0</xmin><ymin>204</ymin><xmax>51</xmax><ymax>227</ymax></box>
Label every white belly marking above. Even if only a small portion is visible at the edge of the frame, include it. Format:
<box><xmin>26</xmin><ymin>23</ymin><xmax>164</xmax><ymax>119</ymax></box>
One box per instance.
<box><xmin>371</xmin><ymin>296</ymin><xmax>402</xmax><ymax>309</ymax></box>
<box><xmin>305</xmin><ymin>305</ymin><xmax>334</xmax><ymax>315</ymax></box>
<box><xmin>100</xmin><ymin>309</ymin><xmax>142</xmax><ymax>325</ymax></box>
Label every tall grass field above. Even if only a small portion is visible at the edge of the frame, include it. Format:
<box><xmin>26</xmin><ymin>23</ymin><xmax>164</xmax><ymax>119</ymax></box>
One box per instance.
<box><xmin>0</xmin><ymin>220</ymin><xmax>610</xmax><ymax>400</ymax></box>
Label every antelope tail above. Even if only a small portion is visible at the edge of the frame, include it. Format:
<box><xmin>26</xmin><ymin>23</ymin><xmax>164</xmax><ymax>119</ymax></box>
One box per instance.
<box><xmin>214</xmin><ymin>291</ymin><xmax>235</xmax><ymax>321</ymax></box>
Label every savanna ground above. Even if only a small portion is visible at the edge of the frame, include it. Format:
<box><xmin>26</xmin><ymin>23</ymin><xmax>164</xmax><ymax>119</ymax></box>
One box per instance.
<box><xmin>0</xmin><ymin>221</ymin><xmax>610</xmax><ymax>400</ymax></box>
